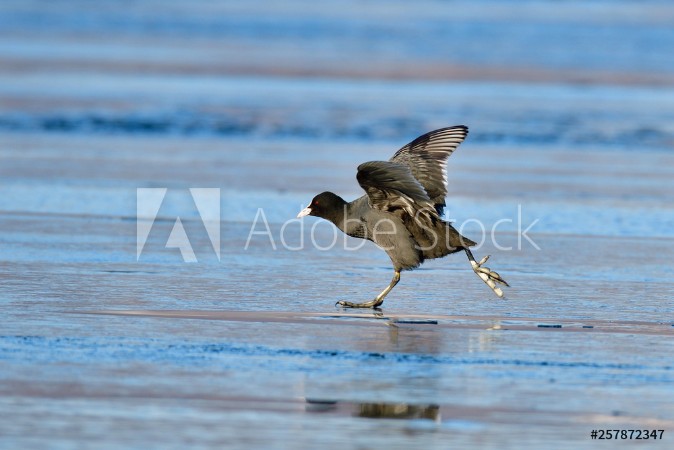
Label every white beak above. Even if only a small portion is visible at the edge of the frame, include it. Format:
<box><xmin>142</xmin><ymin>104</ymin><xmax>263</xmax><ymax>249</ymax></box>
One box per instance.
<box><xmin>297</xmin><ymin>206</ymin><xmax>312</xmax><ymax>218</ymax></box>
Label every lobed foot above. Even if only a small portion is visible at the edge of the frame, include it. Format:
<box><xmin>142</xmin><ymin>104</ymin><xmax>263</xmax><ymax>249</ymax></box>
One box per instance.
<box><xmin>336</xmin><ymin>299</ymin><xmax>384</xmax><ymax>309</ymax></box>
<box><xmin>336</xmin><ymin>270</ymin><xmax>400</xmax><ymax>309</ymax></box>
<box><xmin>469</xmin><ymin>254</ymin><xmax>510</xmax><ymax>298</ymax></box>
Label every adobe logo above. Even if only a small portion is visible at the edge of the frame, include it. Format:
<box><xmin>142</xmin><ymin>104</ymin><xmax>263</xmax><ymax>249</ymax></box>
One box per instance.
<box><xmin>136</xmin><ymin>188</ymin><xmax>220</xmax><ymax>262</ymax></box>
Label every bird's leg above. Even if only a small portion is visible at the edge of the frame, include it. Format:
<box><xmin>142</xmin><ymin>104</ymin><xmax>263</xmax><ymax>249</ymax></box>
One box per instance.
<box><xmin>337</xmin><ymin>271</ymin><xmax>401</xmax><ymax>308</ymax></box>
<box><xmin>464</xmin><ymin>248</ymin><xmax>509</xmax><ymax>298</ymax></box>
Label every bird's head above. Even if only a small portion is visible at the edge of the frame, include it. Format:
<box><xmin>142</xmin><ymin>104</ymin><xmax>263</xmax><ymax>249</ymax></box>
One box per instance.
<box><xmin>297</xmin><ymin>191</ymin><xmax>346</xmax><ymax>220</ymax></box>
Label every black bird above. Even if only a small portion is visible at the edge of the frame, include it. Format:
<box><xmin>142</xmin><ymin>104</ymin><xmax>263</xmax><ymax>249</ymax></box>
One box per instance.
<box><xmin>297</xmin><ymin>125</ymin><xmax>508</xmax><ymax>308</ymax></box>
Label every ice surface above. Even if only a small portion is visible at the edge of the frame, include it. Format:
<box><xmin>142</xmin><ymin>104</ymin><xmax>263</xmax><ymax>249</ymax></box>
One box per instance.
<box><xmin>1</xmin><ymin>1</ymin><xmax>673</xmax><ymax>449</ymax></box>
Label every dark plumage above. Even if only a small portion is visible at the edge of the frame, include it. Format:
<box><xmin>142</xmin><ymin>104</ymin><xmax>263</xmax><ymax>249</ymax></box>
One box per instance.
<box><xmin>297</xmin><ymin>126</ymin><xmax>508</xmax><ymax>308</ymax></box>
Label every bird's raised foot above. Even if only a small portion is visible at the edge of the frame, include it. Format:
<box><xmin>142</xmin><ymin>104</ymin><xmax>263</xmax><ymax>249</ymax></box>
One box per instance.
<box><xmin>336</xmin><ymin>299</ymin><xmax>384</xmax><ymax>309</ymax></box>
<box><xmin>470</xmin><ymin>255</ymin><xmax>510</xmax><ymax>298</ymax></box>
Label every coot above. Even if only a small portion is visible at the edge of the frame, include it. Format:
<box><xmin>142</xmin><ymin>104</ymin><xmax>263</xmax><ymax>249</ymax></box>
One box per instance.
<box><xmin>297</xmin><ymin>125</ymin><xmax>509</xmax><ymax>308</ymax></box>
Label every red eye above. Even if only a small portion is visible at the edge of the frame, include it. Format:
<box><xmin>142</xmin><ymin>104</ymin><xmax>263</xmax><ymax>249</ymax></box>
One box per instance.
<box><xmin>314</xmin><ymin>201</ymin><xmax>319</xmax><ymax>206</ymax></box>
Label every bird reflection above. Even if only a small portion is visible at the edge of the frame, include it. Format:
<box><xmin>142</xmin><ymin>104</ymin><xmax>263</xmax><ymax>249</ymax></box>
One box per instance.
<box><xmin>306</xmin><ymin>399</ymin><xmax>440</xmax><ymax>421</ymax></box>
<box><xmin>357</xmin><ymin>402</ymin><xmax>440</xmax><ymax>420</ymax></box>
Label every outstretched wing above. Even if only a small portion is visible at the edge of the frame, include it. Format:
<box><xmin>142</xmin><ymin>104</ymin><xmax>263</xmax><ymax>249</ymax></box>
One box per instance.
<box><xmin>356</xmin><ymin>161</ymin><xmax>437</xmax><ymax>219</ymax></box>
<box><xmin>390</xmin><ymin>125</ymin><xmax>468</xmax><ymax>214</ymax></box>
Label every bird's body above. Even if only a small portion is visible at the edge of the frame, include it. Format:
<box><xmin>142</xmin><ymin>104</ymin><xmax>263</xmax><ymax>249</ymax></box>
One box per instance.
<box><xmin>297</xmin><ymin>126</ymin><xmax>508</xmax><ymax>308</ymax></box>
<box><xmin>320</xmin><ymin>193</ymin><xmax>475</xmax><ymax>271</ymax></box>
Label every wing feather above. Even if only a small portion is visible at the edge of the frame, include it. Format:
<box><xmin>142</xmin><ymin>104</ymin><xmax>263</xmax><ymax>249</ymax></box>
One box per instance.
<box><xmin>390</xmin><ymin>125</ymin><xmax>468</xmax><ymax>215</ymax></box>
<box><xmin>356</xmin><ymin>161</ymin><xmax>437</xmax><ymax>220</ymax></box>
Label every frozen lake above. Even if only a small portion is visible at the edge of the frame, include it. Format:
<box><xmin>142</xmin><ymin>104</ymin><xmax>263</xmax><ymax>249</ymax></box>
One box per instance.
<box><xmin>1</xmin><ymin>1</ymin><xmax>673</xmax><ymax>448</ymax></box>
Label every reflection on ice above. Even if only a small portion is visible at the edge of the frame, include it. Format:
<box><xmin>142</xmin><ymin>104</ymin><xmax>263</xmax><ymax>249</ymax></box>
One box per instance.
<box><xmin>306</xmin><ymin>399</ymin><xmax>440</xmax><ymax>421</ymax></box>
